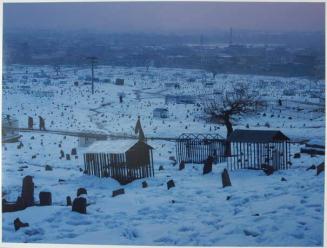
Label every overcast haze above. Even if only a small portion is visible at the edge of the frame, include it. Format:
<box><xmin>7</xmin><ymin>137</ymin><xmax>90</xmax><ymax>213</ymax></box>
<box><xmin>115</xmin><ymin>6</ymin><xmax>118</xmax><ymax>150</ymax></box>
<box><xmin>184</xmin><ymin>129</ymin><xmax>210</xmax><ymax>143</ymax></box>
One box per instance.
<box><xmin>4</xmin><ymin>2</ymin><xmax>325</xmax><ymax>33</ymax></box>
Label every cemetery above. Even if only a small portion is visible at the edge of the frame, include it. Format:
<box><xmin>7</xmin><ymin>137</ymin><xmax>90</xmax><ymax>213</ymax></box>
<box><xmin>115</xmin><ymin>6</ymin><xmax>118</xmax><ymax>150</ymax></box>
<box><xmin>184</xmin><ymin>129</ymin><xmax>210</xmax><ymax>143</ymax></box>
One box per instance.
<box><xmin>1</xmin><ymin>64</ymin><xmax>325</xmax><ymax>246</ymax></box>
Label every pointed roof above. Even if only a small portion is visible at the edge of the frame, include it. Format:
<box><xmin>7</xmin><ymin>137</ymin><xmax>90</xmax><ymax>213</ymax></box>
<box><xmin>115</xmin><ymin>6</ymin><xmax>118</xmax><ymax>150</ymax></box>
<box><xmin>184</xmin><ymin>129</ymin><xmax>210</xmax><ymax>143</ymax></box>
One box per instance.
<box><xmin>227</xmin><ymin>129</ymin><xmax>289</xmax><ymax>143</ymax></box>
<box><xmin>134</xmin><ymin>116</ymin><xmax>145</xmax><ymax>141</ymax></box>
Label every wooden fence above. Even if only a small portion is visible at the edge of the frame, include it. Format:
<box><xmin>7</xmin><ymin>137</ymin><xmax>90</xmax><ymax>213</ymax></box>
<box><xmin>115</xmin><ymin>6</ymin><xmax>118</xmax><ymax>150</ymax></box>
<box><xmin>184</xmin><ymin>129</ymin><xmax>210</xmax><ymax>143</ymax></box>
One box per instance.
<box><xmin>84</xmin><ymin>152</ymin><xmax>154</xmax><ymax>184</ymax></box>
<box><xmin>227</xmin><ymin>141</ymin><xmax>291</xmax><ymax>171</ymax></box>
<box><xmin>175</xmin><ymin>133</ymin><xmax>226</xmax><ymax>164</ymax></box>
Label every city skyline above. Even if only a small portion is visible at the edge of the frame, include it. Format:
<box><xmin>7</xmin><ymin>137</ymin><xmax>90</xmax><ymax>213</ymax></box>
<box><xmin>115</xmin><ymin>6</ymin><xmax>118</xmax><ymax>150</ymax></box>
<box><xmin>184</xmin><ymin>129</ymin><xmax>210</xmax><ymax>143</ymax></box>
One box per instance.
<box><xmin>4</xmin><ymin>1</ymin><xmax>325</xmax><ymax>34</ymax></box>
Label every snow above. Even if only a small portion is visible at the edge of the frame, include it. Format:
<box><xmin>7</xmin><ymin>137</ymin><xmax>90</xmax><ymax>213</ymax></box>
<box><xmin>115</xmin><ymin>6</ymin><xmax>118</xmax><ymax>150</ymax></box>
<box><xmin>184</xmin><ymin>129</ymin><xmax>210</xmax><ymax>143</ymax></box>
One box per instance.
<box><xmin>86</xmin><ymin>140</ymin><xmax>137</xmax><ymax>153</ymax></box>
<box><xmin>1</xmin><ymin>64</ymin><xmax>325</xmax><ymax>246</ymax></box>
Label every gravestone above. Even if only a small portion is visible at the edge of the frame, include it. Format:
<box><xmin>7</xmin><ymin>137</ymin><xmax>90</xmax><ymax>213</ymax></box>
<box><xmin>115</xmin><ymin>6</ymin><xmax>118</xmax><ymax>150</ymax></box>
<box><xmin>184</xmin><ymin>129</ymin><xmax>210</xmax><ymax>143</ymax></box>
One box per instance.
<box><xmin>39</xmin><ymin>192</ymin><xmax>52</xmax><ymax>206</ymax></box>
<box><xmin>71</xmin><ymin>148</ymin><xmax>77</xmax><ymax>155</ymax></box>
<box><xmin>317</xmin><ymin>162</ymin><xmax>324</xmax><ymax>176</ymax></box>
<box><xmin>203</xmin><ymin>159</ymin><xmax>213</xmax><ymax>175</ymax></box>
<box><xmin>293</xmin><ymin>153</ymin><xmax>301</xmax><ymax>159</ymax></box>
<box><xmin>221</xmin><ymin>169</ymin><xmax>232</xmax><ymax>188</ymax></box>
<box><xmin>261</xmin><ymin>164</ymin><xmax>274</xmax><ymax>176</ymax></box>
<box><xmin>179</xmin><ymin>161</ymin><xmax>185</xmax><ymax>171</ymax></box>
<box><xmin>167</xmin><ymin>179</ymin><xmax>175</xmax><ymax>190</ymax></box>
<box><xmin>72</xmin><ymin>197</ymin><xmax>87</xmax><ymax>214</ymax></box>
<box><xmin>45</xmin><ymin>165</ymin><xmax>53</xmax><ymax>171</ymax></box>
<box><xmin>203</xmin><ymin>156</ymin><xmax>214</xmax><ymax>174</ymax></box>
<box><xmin>66</xmin><ymin>196</ymin><xmax>72</xmax><ymax>206</ymax></box>
<box><xmin>159</xmin><ymin>165</ymin><xmax>164</xmax><ymax>171</ymax></box>
<box><xmin>281</xmin><ymin>177</ymin><xmax>287</xmax><ymax>182</ymax></box>
<box><xmin>21</xmin><ymin>176</ymin><xmax>34</xmax><ymax>207</ymax></box>
<box><xmin>66</xmin><ymin>154</ymin><xmax>71</xmax><ymax>160</ymax></box>
<box><xmin>112</xmin><ymin>188</ymin><xmax>125</xmax><ymax>197</ymax></box>
<box><xmin>306</xmin><ymin>165</ymin><xmax>316</xmax><ymax>171</ymax></box>
<box><xmin>142</xmin><ymin>181</ymin><xmax>148</xmax><ymax>188</ymax></box>
<box><xmin>14</xmin><ymin>218</ymin><xmax>29</xmax><ymax>231</ymax></box>
<box><xmin>77</xmin><ymin>188</ymin><xmax>87</xmax><ymax>197</ymax></box>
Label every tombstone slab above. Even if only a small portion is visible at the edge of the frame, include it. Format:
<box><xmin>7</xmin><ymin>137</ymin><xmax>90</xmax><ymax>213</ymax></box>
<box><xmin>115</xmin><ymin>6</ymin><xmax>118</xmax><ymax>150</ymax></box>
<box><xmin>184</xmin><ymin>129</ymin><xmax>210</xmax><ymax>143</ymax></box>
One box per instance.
<box><xmin>66</xmin><ymin>196</ymin><xmax>72</xmax><ymax>206</ymax></box>
<box><xmin>306</xmin><ymin>165</ymin><xmax>316</xmax><ymax>171</ymax></box>
<box><xmin>167</xmin><ymin>179</ymin><xmax>175</xmax><ymax>190</ymax></box>
<box><xmin>142</xmin><ymin>181</ymin><xmax>148</xmax><ymax>188</ymax></box>
<box><xmin>261</xmin><ymin>164</ymin><xmax>274</xmax><ymax>176</ymax></box>
<box><xmin>112</xmin><ymin>188</ymin><xmax>125</xmax><ymax>197</ymax></box>
<box><xmin>14</xmin><ymin>218</ymin><xmax>29</xmax><ymax>231</ymax></box>
<box><xmin>221</xmin><ymin>169</ymin><xmax>232</xmax><ymax>188</ymax></box>
<box><xmin>293</xmin><ymin>153</ymin><xmax>301</xmax><ymax>159</ymax></box>
<box><xmin>72</xmin><ymin>197</ymin><xmax>87</xmax><ymax>214</ymax></box>
<box><xmin>179</xmin><ymin>161</ymin><xmax>185</xmax><ymax>171</ymax></box>
<box><xmin>317</xmin><ymin>162</ymin><xmax>324</xmax><ymax>176</ymax></box>
<box><xmin>71</xmin><ymin>148</ymin><xmax>77</xmax><ymax>155</ymax></box>
<box><xmin>21</xmin><ymin>176</ymin><xmax>34</xmax><ymax>207</ymax></box>
<box><xmin>39</xmin><ymin>192</ymin><xmax>52</xmax><ymax>206</ymax></box>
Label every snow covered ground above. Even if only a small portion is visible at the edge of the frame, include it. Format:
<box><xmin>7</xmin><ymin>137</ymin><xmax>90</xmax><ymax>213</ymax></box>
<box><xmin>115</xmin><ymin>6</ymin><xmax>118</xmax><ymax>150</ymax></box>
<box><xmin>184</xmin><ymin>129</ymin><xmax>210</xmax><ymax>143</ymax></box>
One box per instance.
<box><xmin>1</xmin><ymin>64</ymin><xmax>325</xmax><ymax>246</ymax></box>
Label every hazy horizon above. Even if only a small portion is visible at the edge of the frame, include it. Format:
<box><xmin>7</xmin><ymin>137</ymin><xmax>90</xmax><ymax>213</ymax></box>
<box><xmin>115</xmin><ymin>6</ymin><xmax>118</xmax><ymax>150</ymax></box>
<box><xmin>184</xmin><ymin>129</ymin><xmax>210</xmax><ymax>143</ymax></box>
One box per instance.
<box><xmin>3</xmin><ymin>2</ymin><xmax>325</xmax><ymax>34</ymax></box>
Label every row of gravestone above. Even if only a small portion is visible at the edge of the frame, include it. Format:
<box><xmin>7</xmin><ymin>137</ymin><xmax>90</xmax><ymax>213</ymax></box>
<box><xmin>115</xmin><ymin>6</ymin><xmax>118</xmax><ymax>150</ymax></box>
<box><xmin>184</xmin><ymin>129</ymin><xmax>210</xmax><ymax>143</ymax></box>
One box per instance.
<box><xmin>3</xmin><ymin>176</ymin><xmax>53</xmax><ymax>213</ymax></box>
<box><xmin>60</xmin><ymin>148</ymin><xmax>77</xmax><ymax>160</ymax></box>
<box><xmin>178</xmin><ymin>158</ymin><xmax>232</xmax><ymax>188</ymax></box>
<box><xmin>178</xmin><ymin>156</ymin><xmax>215</xmax><ymax>175</ymax></box>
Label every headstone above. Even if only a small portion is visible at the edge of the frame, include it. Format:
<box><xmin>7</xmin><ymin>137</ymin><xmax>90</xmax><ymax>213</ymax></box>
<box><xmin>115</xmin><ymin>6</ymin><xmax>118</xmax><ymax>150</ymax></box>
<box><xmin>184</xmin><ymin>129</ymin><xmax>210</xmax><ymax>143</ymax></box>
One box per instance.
<box><xmin>71</xmin><ymin>148</ymin><xmax>77</xmax><ymax>155</ymax></box>
<box><xmin>293</xmin><ymin>153</ymin><xmax>301</xmax><ymax>159</ymax></box>
<box><xmin>203</xmin><ymin>160</ymin><xmax>213</xmax><ymax>175</ymax></box>
<box><xmin>66</xmin><ymin>196</ymin><xmax>72</xmax><ymax>206</ymax></box>
<box><xmin>203</xmin><ymin>156</ymin><xmax>213</xmax><ymax>174</ymax></box>
<box><xmin>45</xmin><ymin>165</ymin><xmax>53</xmax><ymax>171</ymax></box>
<box><xmin>243</xmin><ymin>229</ymin><xmax>259</xmax><ymax>237</ymax></box>
<box><xmin>317</xmin><ymin>162</ymin><xmax>324</xmax><ymax>176</ymax></box>
<box><xmin>66</xmin><ymin>154</ymin><xmax>71</xmax><ymax>160</ymax></box>
<box><xmin>14</xmin><ymin>218</ymin><xmax>29</xmax><ymax>231</ymax></box>
<box><xmin>179</xmin><ymin>161</ymin><xmax>185</xmax><ymax>171</ymax></box>
<box><xmin>159</xmin><ymin>165</ymin><xmax>164</xmax><ymax>171</ymax></box>
<box><xmin>261</xmin><ymin>164</ymin><xmax>274</xmax><ymax>176</ymax></box>
<box><xmin>167</xmin><ymin>179</ymin><xmax>175</xmax><ymax>190</ymax></box>
<box><xmin>142</xmin><ymin>181</ymin><xmax>148</xmax><ymax>188</ymax></box>
<box><xmin>21</xmin><ymin>176</ymin><xmax>34</xmax><ymax>207</ymax></box>
<box><xmin>72</xmin><ymin>197</ymin><xmax>87</xmax><ymax>214</ymax></box>
<box><xmin>39</xmin><ymin>192</ymin><xmax>52</xmax><ymax>206</ymax></box>
<box><xmin>281</xmin><ymin>177</ymin><xmax>287</xmax><ymax>182</ymax></box>
<box><xmin>77</xmin><ymin>188</ymin><xmax>87</xmax><ymax>197</ymax></box>
<box><xmin>306</xmin><ymin>165</ymin><xmax>316</xmax><ymax>171</ymax></box>
<box><xmin>112</xmin><ymin>188</ymin><xmax>125</xmax><ymax>197</ymax></box>
<box><xmin>221</xmin><ymin>169</ymin><xmax>232</xmax><ymax>188</ymax></box>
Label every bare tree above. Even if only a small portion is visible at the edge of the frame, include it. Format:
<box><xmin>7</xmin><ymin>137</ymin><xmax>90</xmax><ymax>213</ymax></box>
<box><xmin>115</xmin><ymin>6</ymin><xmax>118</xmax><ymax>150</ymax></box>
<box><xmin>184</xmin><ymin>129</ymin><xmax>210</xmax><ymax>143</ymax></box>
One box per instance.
<box><xmin>203</xmin><ymin>84</ymin><xmax>265</xmax><ymax>156</ymax></box>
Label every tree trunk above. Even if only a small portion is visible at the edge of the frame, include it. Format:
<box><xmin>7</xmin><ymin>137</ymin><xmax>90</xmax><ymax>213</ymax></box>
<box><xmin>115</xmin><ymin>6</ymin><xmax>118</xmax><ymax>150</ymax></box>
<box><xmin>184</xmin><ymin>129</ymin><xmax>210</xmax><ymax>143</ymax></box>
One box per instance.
<box><xmin>224</xmin><ymin>117</ymin><xmax>233</xmax><ymax>157</ymax></box>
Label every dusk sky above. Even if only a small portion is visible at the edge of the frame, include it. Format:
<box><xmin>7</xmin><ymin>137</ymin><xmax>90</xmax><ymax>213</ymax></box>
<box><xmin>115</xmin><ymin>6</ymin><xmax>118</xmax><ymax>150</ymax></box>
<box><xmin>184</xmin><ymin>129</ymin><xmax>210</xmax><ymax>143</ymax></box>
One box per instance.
<box><xmin>3</xmin><ymin>2</ymin><xmax>325</xmax><ymax>33</ymax></box>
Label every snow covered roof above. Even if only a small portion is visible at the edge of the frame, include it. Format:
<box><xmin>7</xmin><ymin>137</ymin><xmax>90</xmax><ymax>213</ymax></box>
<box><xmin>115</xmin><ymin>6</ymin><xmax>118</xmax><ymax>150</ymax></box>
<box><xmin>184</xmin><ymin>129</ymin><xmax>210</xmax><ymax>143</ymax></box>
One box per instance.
<box><xmin>228</xmin><ymin>129</ymin><xmax>289</xmax><ymax>143</ymax></box>
<box><xmin>86</xmin><ymin>140</ymin><xmax>137</xmax><ymax>154</ymax></box>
